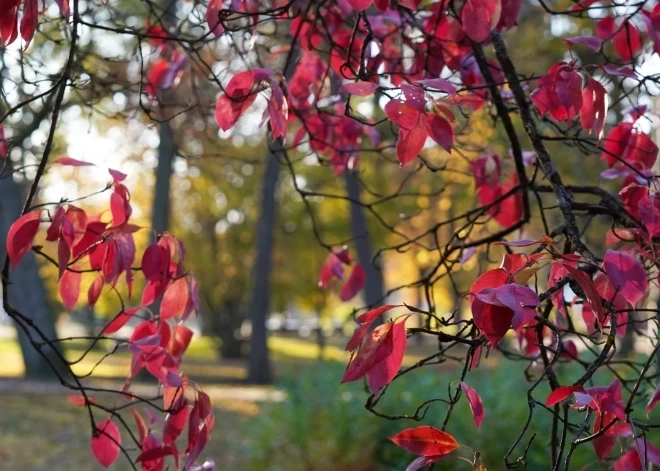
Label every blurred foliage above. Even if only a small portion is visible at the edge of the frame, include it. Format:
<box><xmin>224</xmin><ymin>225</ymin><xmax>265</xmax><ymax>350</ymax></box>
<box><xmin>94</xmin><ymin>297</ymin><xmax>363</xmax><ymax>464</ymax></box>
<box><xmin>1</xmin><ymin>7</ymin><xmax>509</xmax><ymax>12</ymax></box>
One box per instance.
<box><xmin>233</xmin><ymin>359</ymin><xmax>660</xmax><ymax>471</ymax></box>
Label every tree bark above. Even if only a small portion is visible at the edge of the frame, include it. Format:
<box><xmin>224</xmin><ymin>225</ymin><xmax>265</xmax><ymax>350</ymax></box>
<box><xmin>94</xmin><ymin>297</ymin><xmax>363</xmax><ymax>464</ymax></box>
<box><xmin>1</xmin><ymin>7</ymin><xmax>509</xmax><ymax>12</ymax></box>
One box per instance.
<box><xmin>0</xmin><ymin>174</ymin><xmax>67</xmax><ymax>378</ymax></box>
<box><xmin>344</xmin><ymin>171</ymin><xmax>385</xmax><ymax>309</ymax></box>
<box><xmin>247</xmin><ymin>151</ymin><xmax>280</xmax><ymax>384</ymax></box>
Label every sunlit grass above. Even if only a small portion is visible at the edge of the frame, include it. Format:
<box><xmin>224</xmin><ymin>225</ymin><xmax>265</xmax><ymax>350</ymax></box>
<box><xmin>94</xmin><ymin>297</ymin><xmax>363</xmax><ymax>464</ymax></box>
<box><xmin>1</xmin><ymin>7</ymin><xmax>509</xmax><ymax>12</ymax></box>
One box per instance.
<box><xmin>0</xmin><ymin>333</ymin><xmax>438</xmax><ymax>380</ymax></box>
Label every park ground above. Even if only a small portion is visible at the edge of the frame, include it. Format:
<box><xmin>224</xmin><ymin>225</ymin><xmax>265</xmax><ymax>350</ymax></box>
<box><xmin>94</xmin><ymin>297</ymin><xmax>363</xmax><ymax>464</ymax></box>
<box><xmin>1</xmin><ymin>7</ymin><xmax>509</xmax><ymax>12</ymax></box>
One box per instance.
<box><xmin>0</xmin><ymin>334</ymin><xmax>652</xmax><ymax>470</ymax></box>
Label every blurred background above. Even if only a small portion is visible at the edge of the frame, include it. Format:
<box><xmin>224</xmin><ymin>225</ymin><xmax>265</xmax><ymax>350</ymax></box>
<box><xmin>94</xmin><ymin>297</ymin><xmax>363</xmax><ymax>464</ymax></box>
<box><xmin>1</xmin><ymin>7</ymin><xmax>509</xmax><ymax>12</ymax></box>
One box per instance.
<box><xmin>0</xmin><ymin>0</ymin><xmax>659</xmax><ymax>469</ymax></box>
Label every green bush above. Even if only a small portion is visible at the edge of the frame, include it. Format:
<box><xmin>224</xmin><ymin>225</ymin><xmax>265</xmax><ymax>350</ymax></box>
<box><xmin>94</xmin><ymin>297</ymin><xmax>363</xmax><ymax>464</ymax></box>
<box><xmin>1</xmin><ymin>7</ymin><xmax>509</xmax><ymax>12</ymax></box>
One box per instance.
<box><xmin>235</xmin><ymin>360</ymin><xmax>646</xmax><ymax>470</ymax></box>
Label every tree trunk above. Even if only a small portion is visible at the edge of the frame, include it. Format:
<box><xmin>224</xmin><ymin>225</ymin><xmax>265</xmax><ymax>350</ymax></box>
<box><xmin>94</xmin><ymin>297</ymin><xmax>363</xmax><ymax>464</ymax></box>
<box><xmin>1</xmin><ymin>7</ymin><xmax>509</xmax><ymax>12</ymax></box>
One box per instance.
<box><xmin>151</xmin><ymin>119</ymin><xmax>175</xmax><ymax>235</ymax></box>
<box><xmin>344</xmin><ymin>171</ymin><xmax>385</xmax><ymax>309</ymax></box>
<box><xmin>0</xmin><ymin>175</ymin><xmax>67</xmax><ymax>379</ymax></box>
<box><xmin>247</xmin><ymin>151</ymin><xmax>280</xmax><ymax>384</ymax></box>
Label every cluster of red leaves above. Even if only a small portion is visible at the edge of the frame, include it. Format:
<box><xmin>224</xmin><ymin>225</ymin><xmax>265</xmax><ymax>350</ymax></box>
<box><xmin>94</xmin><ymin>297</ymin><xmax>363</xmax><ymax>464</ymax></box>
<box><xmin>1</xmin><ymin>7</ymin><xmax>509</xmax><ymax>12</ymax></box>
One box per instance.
<box><xmin>470</xmin><ymin>153</ymin><xmax>523</xmax><ymax>228</ymax></box>
<box><xmin>6</xmin><ymin>161</ymin><xmax>209</xmax><ymax>469</ymax></box>
<box><xmin>546</xmin><ymin>380</ymin><xmax>660</xmax><ymax>468</ymax></box>
<box><xmin>318</xmin><ymin>246</ymin><xmax>365</xmax><ymax>302</ymax></box>
<box><xmin>341</xmin><ymin>305</ymin><xmax>408</xmax><ymax>394</ymax></box>
<box><xmin>215</xmin><ymin>68</ymin><xmax>288</xmax><ymax>140</ymax></box>
<box><xmin>0</xmin><ymin>0</ymin><xmax>69</xmax><ymax>46</ymax></box>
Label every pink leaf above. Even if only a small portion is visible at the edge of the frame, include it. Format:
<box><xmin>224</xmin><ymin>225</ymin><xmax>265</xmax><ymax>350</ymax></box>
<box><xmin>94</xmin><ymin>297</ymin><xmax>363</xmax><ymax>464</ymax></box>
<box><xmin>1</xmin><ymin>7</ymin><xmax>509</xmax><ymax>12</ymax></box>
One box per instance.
<box><xmin>7</xmin><ymin>210</ymin><xmax>41</xmax><ymax>267</ymax></box>
<box><xmin>340</xmin><ymin>263</ymin><xmax>366</xmax><ymax>301</ymax></box>
<box><xmin>602</xmin><ymin>250</ymin><xmax>647</xmax><ymax>305</ymax></box>
<box><xmin>339</xmin><ymin>81</ymin><xmax>379</xmax><ymax>97</ymax></box>
<box><xmin>460</xmin><ymin>382</ymin><xmax>485</xmax><ymax>429</ymax></box>
<box><xmin>91</xmin><ymin>418</ymin><xmax>121</xmax><ymax>468</ymax></box>
<box><xmin>52</xmin><ymin>156</ymin><xmax>96</xmax><ymax>167</ymax></box>
<box><xmin>59</xmin><ymin>268</ymin><xmax>81</xmax><ymax>310</ymax></box>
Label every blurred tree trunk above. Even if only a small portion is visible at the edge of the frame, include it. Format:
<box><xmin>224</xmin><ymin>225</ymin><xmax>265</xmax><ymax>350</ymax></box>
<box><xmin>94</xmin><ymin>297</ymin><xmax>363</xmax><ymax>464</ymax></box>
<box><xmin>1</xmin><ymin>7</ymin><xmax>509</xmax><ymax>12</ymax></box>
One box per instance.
<box><xmin>150</xmin><ymin>0</ymin><xmax>178</xmax><ymax>237</ymax></box>
<box><xmin>344</xmin><ymin>171</ymin><xmax>385</xmax><ymax>310</ymax></box>
<box><xmin>0</xmin><ymin>70</ymin><xmax>66</xmax><ymax>379</ymax></box>
<box><xmin>247</xmin><ymin>151</ymin><xmax>280</xmax><ymax>384</ymax></box>
<box><xmin>215</xmin><ymin>299</ymin><xmax>245</xmax><ymax>359</ymax></box>
<box><xmin>0</xmin><ymin>173</ymin><xmax>67</xmax><ymax>379</ymax></box>
<box><xmin>315</xmin><ymin>309</ymin><xmax>325</xmax><ymax>360</ymax></box>
<box><xmin>152</xmin><ymin>119</ymin><xmax>175</xmax><ymax>235</ymax></box>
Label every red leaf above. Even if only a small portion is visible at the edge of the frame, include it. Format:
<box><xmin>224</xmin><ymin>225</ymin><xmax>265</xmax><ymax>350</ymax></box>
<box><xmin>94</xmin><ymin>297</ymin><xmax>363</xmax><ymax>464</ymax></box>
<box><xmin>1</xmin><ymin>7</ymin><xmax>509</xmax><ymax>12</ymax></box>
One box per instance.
<box><xmin>396</xmin><ymin>125</ymin><xmax>427</xmax><ymax>166</ymax></box>
<box><xmin>53</xmin><ymin>156</ymin><xmax>95</xmax><ymax>167</ymax></box>
<box><xmin>346</xmin><ymin>304</ymin><xmax>399</xmax><ymax>352</ymax></box>
<box><xmin>561</xmin><ymin>264</ymin><xmax>606</xmax><ymax>327</ymax></box>
<box><xmin>460</xmin><ymin>382</ymin><xmax>485</xmax><ymax>429</ymax></box>
<box><xmin>492</xmin><ymin>283</ymin><xmax>540</xmax><ymax>331</ymax></box>
<box><xmin>7</xmin><ymin>210</ymin><xmax>41</xmax><ymax>267</ymax></box>
<box><xmin>545</xmin><ymin>385</ymin><xmax>585</xmax><ymax>407</ymax></box>
<box><xmin>60</xmin><ymin>268</ymin><xmax>81</xmax><ymax>310</ymax></box>
<box><xmin>339</xmin><ymin>81</ymin><xmax>379</xmax><ymax>97</ymax></box>
<box><xmin>91</xmin><ymin>418</ymin><xmax>121</xmax><ymax>468</ymax></box>
<box><xmin>593</xmin><ymin>411</ymin><xmax>618</xmax><ymax>460</ymax></box>
<box><xmin>614</xmin><ymin>448</ymin><xmax>642</xmax><ymax>471</ymax></box>
<box><xmin>67</xmin><ymin>395</ymin><xmax>95</xmax><ymax>406</ymax></box>
<box><xmin>102</xmin><ymin>307</ymin><xmax>139</xmax><ymax>335</ymax></box>
<box><xmin>161</xmin><ymin>277</ymin><xmax>190</xmax><ymax>320</ymax></box>
<box><xmin>580</xmin><ymin>77</ymin><xmax>608</xmax><ymax>140</ymax></box>
<box><xmin>389</xmin><ymin>426</ymin><xmax>459</xmax><ymax>457</ymax></box>
<box><xmin>613</xmin><ymin>21</ymin><xmax>642</xmax><ymax>62</ymax></box>
<box><xmin>206</xmin><ymin>0</ymin><xmax>224</xmax><ymax>37</ymax></box>
<box><xmin>366</xmin><ymin>315</ymin><xmax>409</xmax><ymax>394</ymax></box>
<box><xmin>19</xmin><ymin>0</ymin><xmax>37</xmax><ymax>44</ymax></box>
<box><xmin>88</xmin><ymin>273</ymin><xmax>104</xmax><ymax>307</ymax></box>
<box><xmin>57</xmin><ymin>237</ymin><xmax>71</xmax><ymax>281</ymax></box>
<box><xmin>461</xmin><ymin>0</ymin><xmax>502</xmax><ymax>43</ymax></box>
<box><xmin>602</xmin><ymin>249</ymin><xmax>648</xmax><ymax>306</ymax></box>
<box><xmin>635</xmin><ymin>439</ymin><xmax>660</xmax><ymax>468</ymax></box>
<box><xmin>646</xmin><ymin>384</ymin><xmax>660</xmax><ymax>415</ymax></box>
<box><xmin>346</xmin><ymin>0</ymin><xmax>373</xmax><ymax>11</ymax></box>
<box><xmin>164</xmin><ymin>401</ymin><xmax>189</xmax><ymax>444</ymax></box>
<box><xmin>565</xmin><ymin>36</ymin><xmax>602</xmax><ymax>52</ymax></box>
<box><xmin>423</xmin><ymin>114</ymin><xmax>453</xmax><ymax>153</ymax></box>
<box><xmin>342</xmin><ymin>322</ymin><xmax>394</xmax><ymax>383</ymax></box>
<box><xmin>416</xmin><ymin>78</ymin><xmax>456</xmax><ymax>95</ymax></box>
<box><xmin>531</xmin><ymin>62</ymin><xmax>582</xmax><ymax>122</ymax></box>
<box><xmin>108</xmin><ymin>168</ymin><xmax>127</xmax><ymax>183</ymax></box>
<box><xmin>136</xmin><ymin>444</ymin><xmax>178</xmax><ymax>463</ymax></box>
<box><xmin>131</xmin><ymin>408</ymin><xmax>148</xmax><ymax>444</ymax></box>
<box><xmin>340</xmin><ymin>263</ymin><xmax>365</xmax><ymax>301</ymax></box>
<box><xmin>384</xmin><ymin>99</ymin><xmax>422</xmax><ymax>130</ymax></box>
<box><xmin>142</xmin><ymin>243</ymin><xmax>164</xmax><ymax>281</ymax></box>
